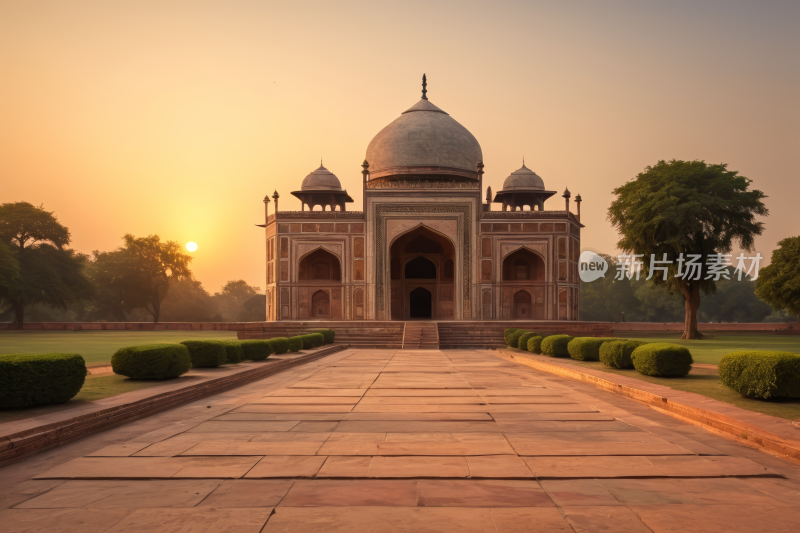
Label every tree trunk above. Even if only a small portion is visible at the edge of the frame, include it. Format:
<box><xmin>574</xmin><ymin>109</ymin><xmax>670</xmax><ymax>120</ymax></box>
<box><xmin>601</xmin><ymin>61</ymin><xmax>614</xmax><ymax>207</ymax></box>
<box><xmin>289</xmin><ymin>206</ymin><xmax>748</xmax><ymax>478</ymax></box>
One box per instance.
<box><xmin>13</xmin><ymin>301</ymin><xmax>24</xmax><ymax>329</ymax></box>
<box><xmin>681</xmin><ymin>282</ymin><xmax>703</xmax><ymax>339</ymax></box>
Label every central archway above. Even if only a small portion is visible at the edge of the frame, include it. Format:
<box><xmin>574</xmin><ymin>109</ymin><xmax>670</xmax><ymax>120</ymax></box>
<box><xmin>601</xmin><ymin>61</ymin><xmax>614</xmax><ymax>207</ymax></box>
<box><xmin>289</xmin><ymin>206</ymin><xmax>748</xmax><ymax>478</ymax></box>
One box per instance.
<box><xmin>389</xmin><ymin>225</ymin><xmax>456</xmax><ymax>320</ymax></box>
<box><xmin>409</xmin><ymin>287</ymin><xmax>432</xmax><ymax>318</ymax></box>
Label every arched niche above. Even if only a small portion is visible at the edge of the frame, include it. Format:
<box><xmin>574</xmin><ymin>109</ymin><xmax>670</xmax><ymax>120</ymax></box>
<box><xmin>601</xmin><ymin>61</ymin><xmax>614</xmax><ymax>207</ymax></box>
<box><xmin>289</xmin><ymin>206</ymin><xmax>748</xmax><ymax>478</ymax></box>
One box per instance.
<box><xmin>502</xmin><ymin>248</ymin><xmax>545</xmax><ymax>281</ymax></box>
<box><xmin>514</xmin><ymin>290</ymin><xmax>532</xmax><ymax>319</ymax></box>
<box><xmin>312</xmin><ymin>290</ymin><xmax>330</xmax><ymax>318</ymax></box>
<box><xmin>299</xmin><ymin>248</ymin><xmax>341</xmax><ymax>281</ymax></box>
<box><xmin>405</xmin><ymin>256</ymin><xmax>437</xmax><ymax>279</ymax></box>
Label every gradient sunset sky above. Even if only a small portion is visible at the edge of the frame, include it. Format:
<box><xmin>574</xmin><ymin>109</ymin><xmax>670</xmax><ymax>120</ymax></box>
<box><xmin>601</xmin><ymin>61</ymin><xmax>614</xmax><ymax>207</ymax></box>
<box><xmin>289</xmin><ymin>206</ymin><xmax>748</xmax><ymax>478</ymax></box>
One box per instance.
<box><xmin>2</xmin><ymin>0</ymin><xmax>798</xmax><ymax>292</ymax></box>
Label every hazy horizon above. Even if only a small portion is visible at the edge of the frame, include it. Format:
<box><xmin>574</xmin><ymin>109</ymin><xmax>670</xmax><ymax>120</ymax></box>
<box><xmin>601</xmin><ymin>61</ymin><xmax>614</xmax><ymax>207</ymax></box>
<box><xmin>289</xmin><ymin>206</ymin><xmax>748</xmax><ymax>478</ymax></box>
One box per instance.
<box><xmin>2</xmin><ymin>0</ymin><xmax>798</xmax><ymax>292</ymax></box>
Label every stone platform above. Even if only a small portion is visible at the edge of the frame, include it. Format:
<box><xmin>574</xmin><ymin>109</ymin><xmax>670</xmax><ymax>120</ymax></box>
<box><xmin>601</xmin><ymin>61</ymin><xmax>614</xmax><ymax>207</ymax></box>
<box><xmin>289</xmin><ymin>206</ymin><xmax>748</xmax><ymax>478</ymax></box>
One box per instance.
<box><xmin>2</xmin><ymin>348</ymin><xmax>800</xmax><ymax>532</ymax></box>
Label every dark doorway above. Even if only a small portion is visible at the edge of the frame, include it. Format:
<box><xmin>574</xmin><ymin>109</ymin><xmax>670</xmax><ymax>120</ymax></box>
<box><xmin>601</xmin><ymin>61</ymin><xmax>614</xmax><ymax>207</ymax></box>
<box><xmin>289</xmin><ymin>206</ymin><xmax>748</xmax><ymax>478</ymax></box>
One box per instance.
<box><xmin>312</xmin><ymin>290</ymin><xmax>330</xmax><ymax>318</ymax></box>
<box><xmin>405</xmin><ymin>256</ymin><xmax>436</xmax><ymax>279</ymax></box>
<box><xmin>514</xmin><ymin>290</ymin><xmax>531</xmax><ymax>319</ymax></box>
<box><xmin>409</xmin><ymin>287</ymin><xmax>432</xmax><ymax>318</ymax></box>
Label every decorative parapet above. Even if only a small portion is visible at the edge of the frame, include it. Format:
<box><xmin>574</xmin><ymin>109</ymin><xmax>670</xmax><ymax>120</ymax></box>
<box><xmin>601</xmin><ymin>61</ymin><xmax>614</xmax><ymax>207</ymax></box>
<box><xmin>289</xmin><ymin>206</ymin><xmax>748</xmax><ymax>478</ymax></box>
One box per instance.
<box><xmin>276</xmin><ymin>211</ymin><xmax>365</xmax><ymax>219</ymax></box>
<box><xmin>481</xmin><ymin>210</ymin><xmax>583</xmax><ymax>226</ymax></box>
<box><xmin>366</xmin><ymin>176</ymin><xmax>480</xmax><ymax>189</ymax></box>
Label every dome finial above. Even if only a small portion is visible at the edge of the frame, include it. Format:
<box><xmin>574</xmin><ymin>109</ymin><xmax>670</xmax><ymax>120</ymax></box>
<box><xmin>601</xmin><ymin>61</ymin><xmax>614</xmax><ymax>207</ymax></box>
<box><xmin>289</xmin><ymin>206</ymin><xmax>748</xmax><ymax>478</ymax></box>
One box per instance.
<box><xmin>421</xmin><ymin>74</ymin><xmax>428</xmax><ymax>100</ymax></box>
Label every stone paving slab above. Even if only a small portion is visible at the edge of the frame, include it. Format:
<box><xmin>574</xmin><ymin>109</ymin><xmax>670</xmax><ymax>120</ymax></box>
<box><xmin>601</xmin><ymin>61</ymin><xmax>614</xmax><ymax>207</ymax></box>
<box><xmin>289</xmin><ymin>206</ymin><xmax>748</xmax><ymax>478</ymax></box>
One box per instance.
<box><xmin>5</xmin><ymin>347</ymin><xmax>800</xmax><ymax>532</ymax></box>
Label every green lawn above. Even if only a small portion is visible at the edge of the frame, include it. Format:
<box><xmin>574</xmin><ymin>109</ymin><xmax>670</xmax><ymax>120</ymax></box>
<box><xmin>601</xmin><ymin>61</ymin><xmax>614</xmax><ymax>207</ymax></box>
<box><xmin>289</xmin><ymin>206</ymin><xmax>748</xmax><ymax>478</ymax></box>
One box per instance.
<box><xmin>564</xmin><ymin>359</ymin><xmax>800</xmax><ymax>421</ymax></box>
<box><xmin>0</xmin><ymin>373</ymin><xmax>172</xmax><ymax>424</ymax></box>
<box><xmin>611</xmin><ymin>332</ymin><xmax>800</xmax><ymax>365</ymax></box>
<box><xmin>0</xmin><ymin>330</ymin><xmax>238</xmax><ymax>364</ymax></box>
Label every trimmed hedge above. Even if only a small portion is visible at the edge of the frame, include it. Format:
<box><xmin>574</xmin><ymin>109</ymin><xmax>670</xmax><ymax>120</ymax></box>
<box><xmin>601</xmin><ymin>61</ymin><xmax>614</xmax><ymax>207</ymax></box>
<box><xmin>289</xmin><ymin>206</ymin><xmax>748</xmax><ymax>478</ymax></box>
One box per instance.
<box><xmin>506</xmin><ymin>329</ymin><xmax>527</xmax><ymax>348</ymax></box>
<box><xmin>719</xmin><ymin>351</ymin><xmax>800</xmax><ymax>400</ymax></box>
<box><xmin>567</xmin><ymin>337</ymin><xmax>627</xmax><ymax>361</ymax></box>
<box><xmin>112</xmin><ymin>344</ymin><xmax>191</xmax><ymax>379</ymax></box>
<box><xmin>504</xmin><ymin>328</ymin><xmax>523</xmax><ymax>342</ymax></box>
<box><xmin>526</xmin><ymin>335</ymin><xmax>544</xmax><ymax>354</ymax></box>
<box><xmin>288</xmin><ymin>336</ymin><xmax>303</xmax><ymax>352</ymax></box>
<box><xmin>180</xmin><ymin>340</ymin><xmax>227</xmax><ymax>368</ymax></box>
<box><xmin>599</xmin><ymin>340</ymin><xmax>648</xmax><ymax>369</ymax></box>
<box><xmin>541</xmin><ymin>335</ymin><xmax>574</xmax><ymax>357</ymax></box>
<box><xmin>221</xmin><ymin>340</ymin><xmax>244</xmax><ymax>364</ymax></box>
<box><xmin>301</xmin><ymin>333</ymin><xmax>325</xmax><ymax>349</ymax></box>
<box><xmin>316</xmin><ymin>329</ymin><xmax>336</xmax><ymax>345</ymax></box>
<box><xmin>0</xmin><ymin>353</ymin><xmax>87</xmax><ymax>408</ymax></box>
<box><xmin>631</xmin><ymin>343</ymin><xmax>693</xmax><ymax>377</ymax></box>
<box><xmin>239</xmin><ymin>340</ymin><xmax>274</xmax><ymax>361</ymax></box>
<box><xmin>517</xmin><ymin>332</ymin><xmax>540</xmax><ymax>350</ymax></box>
<box><xmin>268</xmin><ymin>337</ymin><xmax>290</xmax><ymax>354</ymax></box>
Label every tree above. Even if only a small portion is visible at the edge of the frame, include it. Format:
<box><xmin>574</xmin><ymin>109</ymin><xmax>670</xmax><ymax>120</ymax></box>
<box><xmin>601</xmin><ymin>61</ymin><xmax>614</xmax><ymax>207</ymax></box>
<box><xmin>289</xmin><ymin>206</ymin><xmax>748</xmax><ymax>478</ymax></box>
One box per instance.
<box><xmin>155</xmin><ymin>278</ymin><xmax>218</xmax><ymax>322</ymax></box>
<box><xmin>213</xmin><ymin>280</ymin><xmax>260</xmax><ymax>321</ymax></box>
<box><xmin>608</xmin><ymin>160</ymin><xmax>768</xmax><ymax>339</ymax></box>
<box><xmin>238</xmin><ymin>294</ymin><xmax>267</xmax><ymax>321</ymax></box>
<box><xmin>0</xmin><ymin>202</ymin><xmax>92</xmax><ymax>326</ymax></box>
<box><xmin>755</xmin><ymin>236</ymin><xmax>800</xmax><ymax>318</ymax></box>
<box><xmin>700</xmin><ymin>275</ymin><xmax>771</xmax><ymax>323</ymax></box>
<box><xmin>579</xmin><ymin>254</ymin><xmax>641</xmax><ymax>321</ymax></box>
<box><xmin>0</xmin><ymin>242</ymin><xmax>20</xmax><ymax>291</ymax></box>
<box><xmin>90</xmin><ymin>234</ymin><xmax>192</xmax><ymax>323</ymax></box>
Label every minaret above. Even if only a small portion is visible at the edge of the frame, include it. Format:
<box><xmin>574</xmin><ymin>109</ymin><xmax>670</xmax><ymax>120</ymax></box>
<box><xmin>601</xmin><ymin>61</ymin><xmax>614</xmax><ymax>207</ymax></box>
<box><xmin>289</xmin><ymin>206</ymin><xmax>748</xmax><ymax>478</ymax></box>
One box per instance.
<box><xmin>272</xmin><ymin>190</ymin><xmax>280</xmax><ymax>213</ymax></box>
<box><xmin>575</xmin><ymin>194</ymin><xmax>582</xmax><ymax>222</ymax></box>
<box><xmin>263</xmin><ymin>195</ymin><xmax>270</xmax><ymax>224</ymax></box>
<box><xmin>563</xmin><ymin>188</ymin><xmax>571</xmax><ymax>212</ymax></box>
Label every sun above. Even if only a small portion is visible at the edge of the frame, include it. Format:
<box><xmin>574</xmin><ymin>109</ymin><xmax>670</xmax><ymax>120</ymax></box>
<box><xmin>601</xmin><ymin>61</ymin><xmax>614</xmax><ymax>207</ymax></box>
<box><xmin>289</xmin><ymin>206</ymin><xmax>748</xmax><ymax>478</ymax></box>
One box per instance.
<box><xmin>186</xmin><ymin>242</ymin><xmax>198</xmax><ymax>252</ymax></box>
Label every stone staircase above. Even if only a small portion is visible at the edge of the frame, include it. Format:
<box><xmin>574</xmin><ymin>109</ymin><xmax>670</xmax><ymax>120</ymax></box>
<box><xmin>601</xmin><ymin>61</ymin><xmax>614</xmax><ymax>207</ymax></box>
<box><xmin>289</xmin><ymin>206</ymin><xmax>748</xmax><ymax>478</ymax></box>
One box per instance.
<box><xmin>436</xmin><ymin>321</ymin><xmax>615</xmax><ymax>348</ymax></box>
<box><xmin>402</xmin><ymin>322</ymin><xmax>439</xmax><ymax>350</ymax></box>
<box><xmin>236</xmin><ymin>321</ymin><xmax>404</xmax><ymax>349</ymax></box>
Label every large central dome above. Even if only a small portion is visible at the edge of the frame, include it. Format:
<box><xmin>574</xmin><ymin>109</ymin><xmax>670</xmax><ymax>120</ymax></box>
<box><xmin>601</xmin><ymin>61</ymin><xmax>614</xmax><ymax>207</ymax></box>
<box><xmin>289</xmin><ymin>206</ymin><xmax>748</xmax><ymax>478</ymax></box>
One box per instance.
<box><xmin>365</xmin><ymin>91</ymin><xmax>483</xmax><ymax>181</ymax></box>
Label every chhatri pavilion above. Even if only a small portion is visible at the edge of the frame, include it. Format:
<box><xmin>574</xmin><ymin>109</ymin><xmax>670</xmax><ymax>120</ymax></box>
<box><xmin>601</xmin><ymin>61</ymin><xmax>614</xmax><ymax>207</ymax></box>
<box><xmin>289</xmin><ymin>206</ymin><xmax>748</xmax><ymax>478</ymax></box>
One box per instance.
<box><xmin>260</xmin><ymin>77</ymin><xmax>583</xmax><ymax>322</ymax></box>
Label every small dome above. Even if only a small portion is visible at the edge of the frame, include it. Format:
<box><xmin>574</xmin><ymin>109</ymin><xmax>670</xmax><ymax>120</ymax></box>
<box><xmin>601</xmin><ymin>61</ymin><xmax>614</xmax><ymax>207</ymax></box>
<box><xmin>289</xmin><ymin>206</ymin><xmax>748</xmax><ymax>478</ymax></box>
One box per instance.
<box><xmin>502</xmin><ymin>164</ymin><xmax>545</xmax><ymax>191</ymax></box>
<box><xmin>365</xmin><ymin>98</ymin><xmax>482</xmax><ymax>179</ymax></box>
<box><xmin>301</xmin><ymin>164</ymin><xmax>343</xmax><ymax>191</ymax></box>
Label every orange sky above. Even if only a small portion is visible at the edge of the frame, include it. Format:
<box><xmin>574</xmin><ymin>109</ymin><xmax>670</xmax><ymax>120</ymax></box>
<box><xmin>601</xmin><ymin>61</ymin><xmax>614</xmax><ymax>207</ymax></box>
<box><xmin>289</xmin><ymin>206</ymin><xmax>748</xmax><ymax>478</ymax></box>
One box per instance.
<box><xmin>2</xmin><ymin>1</ymin><xmax>798</xmax><ymax>292</ymax></box>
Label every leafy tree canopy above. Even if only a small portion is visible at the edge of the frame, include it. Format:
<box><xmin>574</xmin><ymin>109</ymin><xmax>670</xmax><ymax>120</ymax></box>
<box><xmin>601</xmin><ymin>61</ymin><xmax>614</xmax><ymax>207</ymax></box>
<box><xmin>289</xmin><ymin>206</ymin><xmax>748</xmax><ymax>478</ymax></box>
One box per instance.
<box><xmin>0</xmin><ymin>241</ymin><xmax>20</xmax><ymax>290</ymax></box>
<box><xmin>0</xmin><ymin>202</ymin><xmax>70</xmax><ymax>250</ymax></box>
<box><xmin>90</xmin><ymin>234</ymin><xmax>192</xmax><ymax>323</ymax></box>
<box><xmin>213</xmin><ymin>280</ymin><xmax>261</xmax><ymax>321</ymax></box>
<box><xmin>607</xmin><ymin>160</ymin><xmax>767</xmax><ymax>338</ymax></box>
<box><xmin>0</xmin><ymin>202</ymin><xmax>92</xmax><ymax>326</ymax></box>
<box><xmin>755</xmin><ymin>236</ymin><xmax>800</xmax><ymax>317</ymax></box>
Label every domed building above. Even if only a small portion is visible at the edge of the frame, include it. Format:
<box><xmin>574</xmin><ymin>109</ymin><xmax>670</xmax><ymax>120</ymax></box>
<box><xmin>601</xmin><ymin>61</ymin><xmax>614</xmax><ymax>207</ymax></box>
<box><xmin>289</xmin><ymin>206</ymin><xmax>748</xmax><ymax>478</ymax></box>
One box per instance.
<box><xmin>259</xmin><ymin>77</ymin><xmax>583</xmax><ymax>323</ymax></box>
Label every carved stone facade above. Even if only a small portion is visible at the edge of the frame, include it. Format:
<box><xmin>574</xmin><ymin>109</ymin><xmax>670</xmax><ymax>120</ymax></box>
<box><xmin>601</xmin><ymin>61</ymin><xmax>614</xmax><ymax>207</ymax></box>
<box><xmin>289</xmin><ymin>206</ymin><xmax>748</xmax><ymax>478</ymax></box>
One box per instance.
<box><xmin>260</xmin><ymin>83</ymin><xmax>583</xmax><ymax>321</ymax></box>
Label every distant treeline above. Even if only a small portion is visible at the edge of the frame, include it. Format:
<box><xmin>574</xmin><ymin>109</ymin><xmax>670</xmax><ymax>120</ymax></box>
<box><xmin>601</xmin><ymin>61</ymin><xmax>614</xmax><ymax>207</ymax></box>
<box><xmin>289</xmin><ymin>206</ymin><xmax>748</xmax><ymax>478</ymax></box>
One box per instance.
<box><xmin>580</xmin><ymin>254</ymin><xmax>796</xmax><ymax>323</ymax></box>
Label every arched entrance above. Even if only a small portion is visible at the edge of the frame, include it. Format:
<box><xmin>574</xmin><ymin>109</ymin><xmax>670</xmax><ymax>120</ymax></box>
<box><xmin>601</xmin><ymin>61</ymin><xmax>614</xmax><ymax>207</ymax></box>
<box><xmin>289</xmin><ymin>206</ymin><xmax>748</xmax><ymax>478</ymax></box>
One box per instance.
<box><xmin>501</xmin><ymin>248</ymin><xmax>546</xmax><ymax>320</ymax></box>
<box><xmin>514</xmin><ymin>290</ymin><xmax>532</xmax><ymax>319</ymax></box>
<box><xmin>311</xmin><ymin>290</ymin><xmax>330</xmax><ymax>318</ymax></box>
<box><xmin>410</xmin><ymin>288</ymin><xmax>432</xmax><ymax>318</ymax></box>
<box><xmin>389</xmin><ymin>226</ymin><xmax>456</xmax><ymax>320</ymax></box>
<box><xmin>405</xmin><ymin>256</ymin><xmax>436</xmax><ymax>279</ymax></box>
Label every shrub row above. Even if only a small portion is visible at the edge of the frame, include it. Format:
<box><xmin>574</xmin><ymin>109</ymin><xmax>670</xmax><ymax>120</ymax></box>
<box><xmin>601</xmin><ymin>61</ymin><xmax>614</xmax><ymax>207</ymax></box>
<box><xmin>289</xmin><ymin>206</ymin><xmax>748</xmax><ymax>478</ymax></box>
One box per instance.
<box><xmin>112</xmin><ymin>344</ymin><xmax>192</xmax><ymax>379</ymax></box>
<box><xmin>567</xmin><ymin>337</ymin><xmax>627</xmax><ymax>361</ymax></box>
<box><xmin>0</xmin><ymin>353</ymin><xmax>87</xmax><ymax>408</ymax></box>
<box><xmin>503</xmin><ymin>330</ymin><xmax>695</xmax><ymax>380</ymax></box>
<box><xmin>5</xmin><ymin>329</ymin><xmax>338</xmax><ymax>409</ymax></box>
<box><xmin>719</xmin><ymin>350</ymin><xmax>800</xmax><ymax>400</ymax></box>
<box><xmin>599</xmin><ymin>340</ymin><xmax>647</xmax><ymax>369</ymax></box>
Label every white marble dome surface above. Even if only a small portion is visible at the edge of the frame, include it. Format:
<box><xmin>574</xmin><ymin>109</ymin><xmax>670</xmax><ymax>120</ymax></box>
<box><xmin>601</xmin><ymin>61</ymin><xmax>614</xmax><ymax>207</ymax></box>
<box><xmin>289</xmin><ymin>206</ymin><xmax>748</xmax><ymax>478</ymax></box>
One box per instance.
<box><xmin>365</xmin><ymin>99</ymin><xmax>482</xmax><ymax>177</ymax></box>
<box><xmin>502</xmin><ymin>164</ymin><xmax>545</xmax><ymax>191</ymax></box>
<box><xmin>301</xmin><ymin>165</ymin><xmax>343</xmax><ymax>191</ymax></box>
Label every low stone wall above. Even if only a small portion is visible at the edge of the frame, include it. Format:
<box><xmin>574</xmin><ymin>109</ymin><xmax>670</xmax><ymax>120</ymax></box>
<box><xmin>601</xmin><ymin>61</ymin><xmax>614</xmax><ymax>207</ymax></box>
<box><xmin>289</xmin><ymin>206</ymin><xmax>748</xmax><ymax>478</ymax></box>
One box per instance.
<box><xmin>0</xmin><ymin>322</ymin><xmax>234</xmax><ymax>331</ymax></box>
<box><xmin>614</xmin><ymin>322</ymin><xmax>799</xmax><ymax>333</ymax></box>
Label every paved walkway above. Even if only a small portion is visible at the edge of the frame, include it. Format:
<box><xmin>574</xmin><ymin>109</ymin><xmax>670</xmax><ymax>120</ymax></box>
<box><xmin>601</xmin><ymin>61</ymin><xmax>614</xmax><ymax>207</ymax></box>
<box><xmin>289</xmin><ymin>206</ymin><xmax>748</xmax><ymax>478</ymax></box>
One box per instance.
<box><xmin>2</xmin><ymin>348</ymin><xmax>800</xmax><ymax>532</ymax></box>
